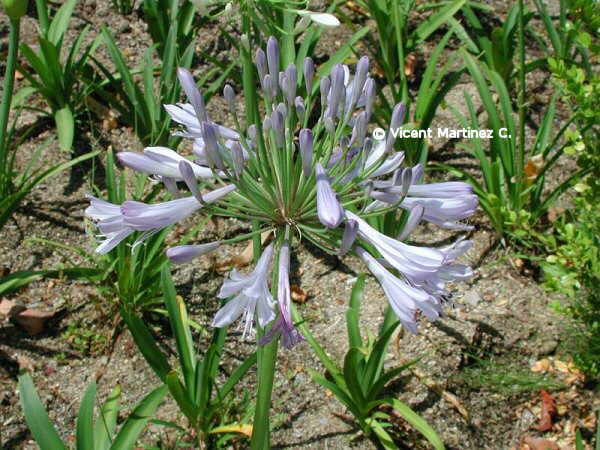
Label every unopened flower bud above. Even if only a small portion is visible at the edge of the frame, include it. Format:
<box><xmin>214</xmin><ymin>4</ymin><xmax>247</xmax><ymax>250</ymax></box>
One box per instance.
<box><xmin>295</xmin><ymin>97</ymin><xmax>305</xmax><ymax>121</ymax></box>
<box><xmin>223</xmin><ymin>84</ymin><xmax>236</xmax><ymax>114</ymax></box>
<box><xmin>364</xmin><ymin>78</ymin><xmax>376</xmax><ymax>121</ymax></box>
<box><xmin>385</xmin><ymin>103</ymin><xmax>406</xmax><ymax>153</ymax></box>
<box><xmin>320</xmin><ymin>76</ymin><xmax>330</xmax><ymax>112</ymax></box>
<box><xmin>167</xmin><ymin>241</ymin><xmax>221</xmax><ymax>264</ymax></box>
<box><xmin>304</xmin><ymin>57</ymin><xmax>315</xmax><ymax>93</ymax></box>
<box><xmin>328</xmin><ymin>64</ymin><xmax>345</xmax><ymax>119</ymax></box>
<box><xmin>284</xmin><ymin>64</ymin><xmax>297</xmax><ymax>106</ymax></box>
<box><xmin>299</xmin><ymin>129</ymin><xmax>313</xmax><ymax>176</ymax></box>
<box><xmin>231</xmin><ymin>142</ymin><xmax>245</xmax><ymax>178</ymax></box>
<box><xmin>255</xmin><ymin>48</ymin><xmax>268</xmax><ymax>82</ymax></box>
<box><xmin>2</xmin><ymin>0</ymin><xmax>27</xmax><ymax>20</ymax></box>
<box><xmin>271</xmin><ymin>110</ymin><xmax>285</xmax><ymax>148</ymax></box>
<box><xmin>267</xmin><ymin>36</ymin><xmax>280</xmax><ymax>92</ymax></box>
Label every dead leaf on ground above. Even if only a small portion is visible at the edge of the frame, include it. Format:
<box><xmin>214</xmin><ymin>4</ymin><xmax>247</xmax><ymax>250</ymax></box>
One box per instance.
<box><xmin>214</xmin><ymin>231</ymin><xmax>272</xmax><ymax>273</ymax></box>
<box><xmin>521</xmin><ymin>436</ymin><xmax>561</xmax><ymax>450</ymax></box>
<box><xmin>531</xmin><ymin>359</ymin><xmax>551</xmax><ymax>373</ymax></box>
<box><xmin>291</xmin><ymin>284</ymin><xmax>308</xmax><ymax>303</ymax></box>
<box><xmin>537</xmin><ymin>390</ymin><xmax>557</xmax><ymax>432</ymax></box>
<box><xmin>404</xmin><ymin>53</ymin><xmax>417</xmax><ymax>77</ymax></box>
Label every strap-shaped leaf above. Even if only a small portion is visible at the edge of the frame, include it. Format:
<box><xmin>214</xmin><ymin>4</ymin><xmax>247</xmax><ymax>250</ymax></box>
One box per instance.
<box><xmin>161</xmin><ymin>267</ymin><xmax>196</xmax><ymax>394</ymax></box>
<box><xmin>47</xmin><ymin>0</ymin><xmax>77</xmax><ymax>45</ymax></box>
<box><xmin>308</xmin><ymin>369</ymin><xmax>360</xmax><ymax>418</ymax></box>
<box><xmin>343</xmin><ymin>348</ymin><xmax>367</xmax><ymax>409</ymax></box>
<box><xmin>383</xmin><ymin>398</ymin><xmax>445</xmax><ymax>450</ymax></box>
<box><xmin>412</xmin><ymin>0</ymin><xmax>465</xmax><ymax>46</ymax></box>
<box><xmin>111</xmin><ymin>385</ymin><xmax>168</xmax><ymax>450</ymax></box>
<box><xmin>76</xmin><ymin>381</ymin><xmax>96</xmax><ymax>450</ymax></box>
<box><xmin>18</xmin><ymin>373</ymin><xmax>67</xmax><ymax>450</ymax></box>
<box><xmin>119</xmin><ymin>307</ymin><xmax>171</xmax><ymax>380</ymax></box>
<box><xmin>94</xmin><ymin>385</ymin><xmax>121</xmax><ymax>450</ymax></box>
<box><xmin>363</xmin><ymin>321</ymin><xmax>400</xmax><ymax>390</ymax></box>
<box><xmin>54</xmin><ymin>107</ymin><xmax>74</xmax><ymax>152</ymax></box>
<box><xmin>347</xmin><ymin>274</ymin><xmax>365</xmax><ymax>348</ymax></box>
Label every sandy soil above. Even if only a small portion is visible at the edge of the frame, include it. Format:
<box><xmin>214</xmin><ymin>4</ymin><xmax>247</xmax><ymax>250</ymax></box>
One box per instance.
<box><xmin>1</xmin><ymin>1</ymin><xmax>598</xmax><ymax>449</ymax></box>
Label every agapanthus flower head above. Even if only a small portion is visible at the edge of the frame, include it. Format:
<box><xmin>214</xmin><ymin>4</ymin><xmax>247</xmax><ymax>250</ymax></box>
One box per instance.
<box><xmin>85</xmin><ymin>36</ymin><xmax>477</xmax><ymax>344</ymax></box>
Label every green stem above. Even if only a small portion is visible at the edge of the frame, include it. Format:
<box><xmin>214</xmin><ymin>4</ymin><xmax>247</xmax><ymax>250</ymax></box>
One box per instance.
<box><xmin>516</xmin><ymin>0</ymin><xmax>526</xmax><ymax>208</ymax></box>
<box><xmin>0</xmin><ymin>18</ymin><xmax>20</xmax><ymax>165</ymax></box>
<box><xmin>251</xmin><ymin>337</ymin><xmax>279</xmax><ymax>449</ymax></box>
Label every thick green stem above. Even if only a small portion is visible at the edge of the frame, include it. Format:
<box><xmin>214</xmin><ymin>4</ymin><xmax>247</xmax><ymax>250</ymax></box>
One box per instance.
<box><xmin>251</xmin><ymin>337</ymin><xmax>278</xmax><ymax>449</ymax></box>
<box><xmin>0</xmin><ymin>18</ymin><xmax>20</xmax><ymax>169</ymax></box>
<box><xmin>516</xmin><ymin>0</ymin><xmax>526</xmax><ymax>208</ymax></box>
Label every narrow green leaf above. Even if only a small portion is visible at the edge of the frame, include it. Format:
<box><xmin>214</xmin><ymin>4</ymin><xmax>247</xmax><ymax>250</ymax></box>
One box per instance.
<box><xmin>18</xmin><ymin>373</ymin><xmax>67</xmax><ymax>450</ymax></box>
<box><xmin>343</xmin><ymin>348</ymin><xmax>367</xmax><ymax>408</ymax></box>
<box><xmin>413</xmin><ymin>0</ymin><xmax>465</xmax><ymax>45</ymax></box>
<box><xmin>347</xmin><ymin>274</ymin><xmax>365</xmax><ymax>348</ymax></box>
<box><xmin>55</xmin><ymin>107</ymin><xmax>74</xmax><ymax>152</ymax></box>
<box><xmin>385</xmin><ymin>398</ymin><xmax>445</xmax><ymax>450</ymax></box>
<box><xmin>47</xmin><ymin>0</ymin><xmax>77</xmax><ymax>45</ymax></box>
<box><xmin>94</xmin><ymin>385</ymin><xmax>121</xmax><ymax>450</ymax></box>
<box><xmin>120</xmin><ymin>307</ymin><xmax>171</xmax><ymax>381</ymax></box>
<box><xmin>76</xmin><ymin>381</ymin><xmax>96</xmax><ymax>450</ymax></box>
<box><xmin>111</xmin><ymin>385</ymin><xmax>168</xmax><ymax>450</ymax></box>
<box><xmin>161</xmin><ymin>267</ymin><xmax>196</xmax><ymax>393</ymax></box>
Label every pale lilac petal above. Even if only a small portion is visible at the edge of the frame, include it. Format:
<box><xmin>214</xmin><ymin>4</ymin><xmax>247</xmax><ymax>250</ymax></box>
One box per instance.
<box><xmin>166</xmin><ymin>241</ymin><xmax>221</xmax><ymax>264</ymax></box>
<box><xmin>316</xmin><ymin>163</ymin><xmax>344</xmax><ymax>228</ymax></box>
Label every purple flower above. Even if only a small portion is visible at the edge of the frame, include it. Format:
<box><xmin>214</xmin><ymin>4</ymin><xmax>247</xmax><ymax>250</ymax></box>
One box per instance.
<box><xmin>164</xmin><ymin>69</ymin><xmax>238</xmax><ymax>141</ymax></box>
<box><xmin>316</xmin><ymin>163</ymin><xmax>343</xmax><ymax>228</ymax></box>
<box><xmin>356</xmin><ymin>247</ymin><xmax>441</xmax><ymax>334</ymax></box>
<box><xmin>299</xmin><ymin>129</ymin><xmax>313</xmax><ymax>177</ymax></box>
<box><xmin>85</xmin><ymin>196</ymin><xmax>134</xmax><ymax>254</ymax></box>
<box><xmin>260</xmin><ymin>242</ymin><xmax>304</xmax><ymax>349</ymax></box>
<box><xmin>363</xmin><ymin>140</ymin><xmax>405</xmax><ymax>178</ymax></box>
<box><xmin>118</xmin><ymin>147</ymin><xmax>215</xmax><ymax>180</ymax></box>
<box><xmin>397</xmin><ymin>204</ymin><xmax>424</xmax><ymax>241</ymax></box>
<box><xmin>213</xmin><ymin>244</ymin><xmax>276</xmax><ymax>337</ymax></box>
<box><xmin>370</xmin><ymin>180</ymin><xmax>478</xmax><ymax>230</ymax></box>
<box><xmin>339</xmin><ymin>219</ymin><xmax>358</xmax><ymax>256</ymax></box>
<box><xmin>345</xmin><ymin>211</ymin><xmax>445</xmax><ymax>283</ymax></box>
<box><xmin>85</xmin><ymin>185</ymin><xmax>236</xmax><ymax>254</ymax></box>
<box><xmin>166</xmin><ymin>241</ymin><xmax>221</xmax><ymax>264</ymax></box>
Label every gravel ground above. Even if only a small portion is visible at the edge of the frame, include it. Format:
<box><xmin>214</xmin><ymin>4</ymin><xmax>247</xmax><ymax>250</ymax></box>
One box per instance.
<box><xmin>1</xmin><ymin>1</ymin><xmax>598</xmax><ymax>449</ymax></box>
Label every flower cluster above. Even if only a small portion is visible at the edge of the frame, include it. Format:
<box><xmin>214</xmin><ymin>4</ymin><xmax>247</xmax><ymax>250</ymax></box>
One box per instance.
<box><xmin>86</xmin><ymin>37</ymin><xmax>477</xmax><ymax>346</ymax></box>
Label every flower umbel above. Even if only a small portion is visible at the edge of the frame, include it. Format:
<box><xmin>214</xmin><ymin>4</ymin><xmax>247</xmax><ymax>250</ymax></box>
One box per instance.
<box><xmin>85</xmin><ymin>36</ymin><xmax>477</xmax><ymax>341</ymax></box>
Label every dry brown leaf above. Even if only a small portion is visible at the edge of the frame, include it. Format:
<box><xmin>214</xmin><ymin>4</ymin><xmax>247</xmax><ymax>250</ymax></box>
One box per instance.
<box><xmin>214</xmin><ymin>231</ymin><xmax>273</xmax><ymax>273</ymax></box>
<box><xmin>537</xmin><ymin>391</ymin><xmax>557</xmax><ymax>432</ymax></box>
<box><xmin>531</xmin><ymin>359</ymin><xmax>551</xmax><ymax>373</ymax></box>
<box><xmin>522</xmin><ymin>436</ymin><xmax>561</xmax><ymax>450</ymax></box>
<box><xmin>291</xmin><ymin>284</ymin><xmax>308</xmax><ymax>303</ymax></box>
<box><xmin>14</xmin><ymin>308</ymin><xmax>55</xmax><ymax>336</ymax></box>
<box><xmin>404</xmin><ymin>53</ymin><xmax>417</xmax><ymax>77</ymax></box>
